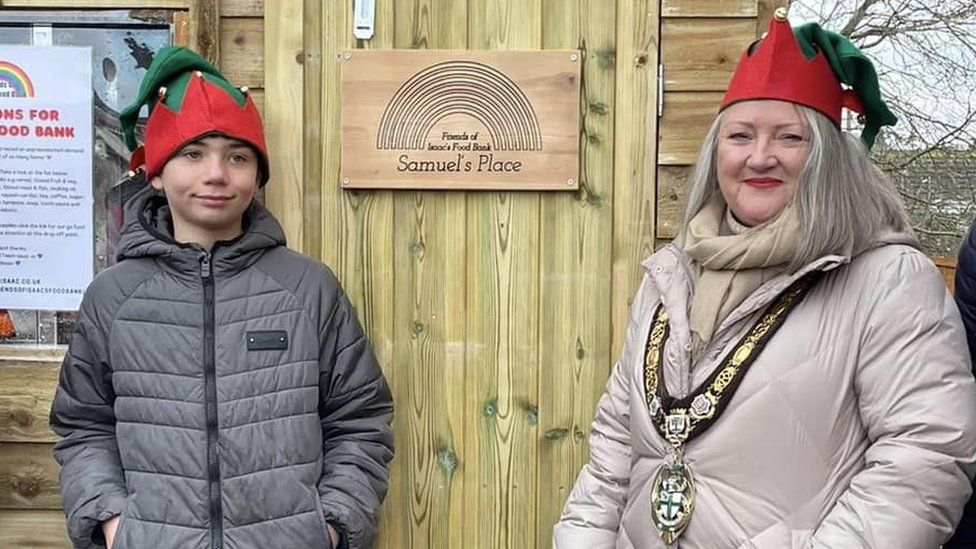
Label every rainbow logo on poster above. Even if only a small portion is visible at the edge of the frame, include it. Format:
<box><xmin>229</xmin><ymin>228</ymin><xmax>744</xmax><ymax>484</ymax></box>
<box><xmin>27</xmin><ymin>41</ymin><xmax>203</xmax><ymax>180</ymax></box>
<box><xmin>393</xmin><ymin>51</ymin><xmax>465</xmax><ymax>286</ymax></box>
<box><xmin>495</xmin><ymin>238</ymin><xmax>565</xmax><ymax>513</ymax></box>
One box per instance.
<box><xmin>0</xmin><ymin>61</ymin><xmax>36</xmax><ymax>98</ymax></box>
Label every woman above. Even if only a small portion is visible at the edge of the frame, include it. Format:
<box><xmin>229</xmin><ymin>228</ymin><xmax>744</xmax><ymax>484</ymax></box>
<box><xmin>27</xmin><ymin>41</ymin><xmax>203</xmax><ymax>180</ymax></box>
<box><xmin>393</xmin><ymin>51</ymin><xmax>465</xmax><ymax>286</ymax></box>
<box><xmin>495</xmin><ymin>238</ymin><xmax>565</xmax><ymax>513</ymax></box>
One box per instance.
<box><xmin>554</xmin><ymin>9</ymin><xmax>976</xmax><ymax>549</ymax></box>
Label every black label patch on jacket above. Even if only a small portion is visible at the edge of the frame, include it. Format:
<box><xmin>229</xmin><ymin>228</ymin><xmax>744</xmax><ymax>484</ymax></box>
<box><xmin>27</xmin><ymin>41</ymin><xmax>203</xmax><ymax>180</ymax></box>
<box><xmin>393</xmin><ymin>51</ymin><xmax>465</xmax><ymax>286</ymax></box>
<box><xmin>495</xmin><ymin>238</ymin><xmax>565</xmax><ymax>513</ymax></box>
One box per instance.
<box><xmin>246</xmin><ymin>331</ymin><xmax>288</xmax><ymax>351</ymax></box>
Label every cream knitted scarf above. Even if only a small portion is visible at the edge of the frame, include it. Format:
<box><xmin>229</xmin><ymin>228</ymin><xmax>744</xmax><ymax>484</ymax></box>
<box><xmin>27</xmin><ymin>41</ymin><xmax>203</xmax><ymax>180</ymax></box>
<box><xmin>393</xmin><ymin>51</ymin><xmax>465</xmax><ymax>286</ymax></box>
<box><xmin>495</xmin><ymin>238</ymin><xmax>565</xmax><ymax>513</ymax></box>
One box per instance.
<box><xmin>683</xmin><ymin>194</ymin><xmax>801</xmax><ymax>357</ymax></box>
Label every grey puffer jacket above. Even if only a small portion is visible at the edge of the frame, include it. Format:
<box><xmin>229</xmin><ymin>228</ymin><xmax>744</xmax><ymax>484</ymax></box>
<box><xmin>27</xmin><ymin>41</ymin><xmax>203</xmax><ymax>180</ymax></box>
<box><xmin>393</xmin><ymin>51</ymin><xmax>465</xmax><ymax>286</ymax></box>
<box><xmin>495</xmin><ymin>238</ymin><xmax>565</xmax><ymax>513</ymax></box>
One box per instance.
<box><xmin>50</xmin><ymin>191</ymin><xmax>394</xmax><ymax>549</ymax></box>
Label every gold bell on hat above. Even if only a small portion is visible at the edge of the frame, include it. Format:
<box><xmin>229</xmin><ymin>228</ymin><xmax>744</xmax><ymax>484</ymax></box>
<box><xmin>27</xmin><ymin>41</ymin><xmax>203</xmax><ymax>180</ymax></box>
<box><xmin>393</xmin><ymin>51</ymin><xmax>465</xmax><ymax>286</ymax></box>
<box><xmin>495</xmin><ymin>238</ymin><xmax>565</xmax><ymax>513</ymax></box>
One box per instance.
<box><xmin>774</xmin><ymin>6</ymin><xmax>789</xmax><ymax>21</ymax></box>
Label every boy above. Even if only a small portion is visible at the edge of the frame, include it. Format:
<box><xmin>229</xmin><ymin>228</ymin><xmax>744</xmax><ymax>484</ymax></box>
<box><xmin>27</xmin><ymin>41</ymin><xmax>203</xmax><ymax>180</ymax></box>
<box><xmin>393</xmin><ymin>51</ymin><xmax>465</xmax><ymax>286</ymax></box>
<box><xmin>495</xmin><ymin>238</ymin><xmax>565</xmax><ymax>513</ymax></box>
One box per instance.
<box><xmin>49</xmin><ymin>46</ymin><xmax>393</xmax><ymax>549</ymax></box>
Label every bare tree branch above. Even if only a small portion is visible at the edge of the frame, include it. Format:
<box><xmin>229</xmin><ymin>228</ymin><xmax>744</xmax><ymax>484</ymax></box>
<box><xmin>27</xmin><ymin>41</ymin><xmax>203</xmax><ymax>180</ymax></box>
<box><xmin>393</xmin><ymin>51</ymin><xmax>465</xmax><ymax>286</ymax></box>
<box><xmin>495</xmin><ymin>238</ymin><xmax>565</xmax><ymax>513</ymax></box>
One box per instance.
<box><xmin>914</xmin><ymin>227</ymin><xmax>964</xmax><ymax>238</ymax></box>
<box><xmin>839</xmin><ymin>0</ymin><xmax>883</xmax><ymax>37</ymax></box>
<box><xmin>791</xmin><ymin>0</ymin><xmax>976</xmax><ymax>255</ymax></box>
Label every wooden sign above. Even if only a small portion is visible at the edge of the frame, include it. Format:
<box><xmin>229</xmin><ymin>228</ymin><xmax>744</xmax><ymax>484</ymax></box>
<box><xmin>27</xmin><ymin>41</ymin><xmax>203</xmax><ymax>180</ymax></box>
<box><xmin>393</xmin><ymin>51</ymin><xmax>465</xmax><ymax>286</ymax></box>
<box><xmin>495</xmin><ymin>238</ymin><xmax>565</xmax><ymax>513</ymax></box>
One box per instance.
<box><xmin>340</xmin><ymin>50</ymin><xmax>581</xmax><ymax>190</ymax></box>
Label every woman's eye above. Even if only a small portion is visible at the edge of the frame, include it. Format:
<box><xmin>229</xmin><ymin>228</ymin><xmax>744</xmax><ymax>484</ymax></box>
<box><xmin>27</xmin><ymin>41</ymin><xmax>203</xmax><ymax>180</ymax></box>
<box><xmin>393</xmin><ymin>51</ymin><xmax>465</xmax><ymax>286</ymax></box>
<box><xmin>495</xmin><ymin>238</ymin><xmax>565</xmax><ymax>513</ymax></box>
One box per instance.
<box><xmin>780</xmin><ymin>133</ymin><xmax>805</xmax><ymax>142</ymax></box>
<box><xmin>728</xmin><ymin>132</ymin><xmax>751</xmax><ymax>141</ymax></box>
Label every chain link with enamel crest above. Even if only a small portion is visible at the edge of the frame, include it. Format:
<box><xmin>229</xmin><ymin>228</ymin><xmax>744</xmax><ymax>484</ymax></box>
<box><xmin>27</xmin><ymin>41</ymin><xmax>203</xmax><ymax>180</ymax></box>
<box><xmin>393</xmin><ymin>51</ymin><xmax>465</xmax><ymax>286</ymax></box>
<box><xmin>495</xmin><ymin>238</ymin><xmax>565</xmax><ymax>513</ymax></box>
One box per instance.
<box><xmin>643</xmin><ymin>271</ymin><xmax>822</xmax><ymax>543</ymax></box>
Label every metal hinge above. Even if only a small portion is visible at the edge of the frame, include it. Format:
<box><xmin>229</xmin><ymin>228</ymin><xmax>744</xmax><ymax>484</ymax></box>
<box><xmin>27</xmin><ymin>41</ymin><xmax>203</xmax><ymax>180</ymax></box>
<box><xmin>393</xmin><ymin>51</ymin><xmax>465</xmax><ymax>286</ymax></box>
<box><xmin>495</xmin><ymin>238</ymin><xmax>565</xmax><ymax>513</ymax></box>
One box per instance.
<box><xmin>354</xmin><ymin>0</ymin><xmax>376</xmax><ymax>40</ymax></box>
<box><xmin>657</xmin><ymin>63</ymin><xmax>664</xmax><ymax>118</ymax></box>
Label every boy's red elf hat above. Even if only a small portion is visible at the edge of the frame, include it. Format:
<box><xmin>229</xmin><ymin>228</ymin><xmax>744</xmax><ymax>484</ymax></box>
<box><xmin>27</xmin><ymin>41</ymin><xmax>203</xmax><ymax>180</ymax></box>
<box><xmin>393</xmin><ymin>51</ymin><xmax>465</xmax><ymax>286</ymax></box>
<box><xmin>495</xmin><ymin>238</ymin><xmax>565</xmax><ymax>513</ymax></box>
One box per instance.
<box><xmin>721</xmin><ymin>7</ymin><xmax>896</xmax><ymax>149</ymax></box>
<box><xmin>119</xmin><ymin>47</ymin><xmax>269</xmax><ymax>185</ymax></box>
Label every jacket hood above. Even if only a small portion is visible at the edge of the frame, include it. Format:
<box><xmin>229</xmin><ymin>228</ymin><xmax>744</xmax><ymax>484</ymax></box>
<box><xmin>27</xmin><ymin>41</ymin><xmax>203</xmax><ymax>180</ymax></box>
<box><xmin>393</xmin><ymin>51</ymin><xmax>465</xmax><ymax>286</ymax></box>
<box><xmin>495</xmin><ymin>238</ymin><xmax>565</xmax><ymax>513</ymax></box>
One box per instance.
<box><xmin>116</xmin><ymin>185</ymin><xmax>286</xmax><ymax>275</ymax></box>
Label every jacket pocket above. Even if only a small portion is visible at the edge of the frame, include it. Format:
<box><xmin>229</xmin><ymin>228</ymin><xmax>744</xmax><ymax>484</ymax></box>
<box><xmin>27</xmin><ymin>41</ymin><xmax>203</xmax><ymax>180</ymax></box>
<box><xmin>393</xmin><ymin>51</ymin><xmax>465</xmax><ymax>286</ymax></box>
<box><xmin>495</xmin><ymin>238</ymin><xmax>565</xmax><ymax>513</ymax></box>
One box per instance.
<box><xmin>109</xmin><ymin>498</ymin><xmax>132</xmax><ymax>549</ymax></box>
<box><xmin>312</xmin><ymin>494</ymin><xmax>332</xmax><ymax>549</ymax></box>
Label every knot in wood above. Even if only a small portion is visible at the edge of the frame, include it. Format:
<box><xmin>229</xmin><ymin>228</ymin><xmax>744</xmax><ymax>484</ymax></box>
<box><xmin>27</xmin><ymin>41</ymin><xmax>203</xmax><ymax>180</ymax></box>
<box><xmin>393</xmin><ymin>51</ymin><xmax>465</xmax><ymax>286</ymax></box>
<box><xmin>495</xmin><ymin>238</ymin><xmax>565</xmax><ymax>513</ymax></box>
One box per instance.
<box><xmin>10</xmin><ymin>409</ymin><xmax>32</xmax><ymax>427</ymax></box>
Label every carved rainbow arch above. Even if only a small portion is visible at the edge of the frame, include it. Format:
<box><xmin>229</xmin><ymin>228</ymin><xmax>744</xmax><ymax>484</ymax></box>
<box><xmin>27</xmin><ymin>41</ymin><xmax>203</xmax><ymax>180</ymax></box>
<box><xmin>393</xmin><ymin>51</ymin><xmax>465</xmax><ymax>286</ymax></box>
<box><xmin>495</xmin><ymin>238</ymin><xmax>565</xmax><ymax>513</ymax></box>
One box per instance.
<box><xmin>377</xmin><ymin>61</ymin><xmax>542</xmax><ymax>151</ymax></box>
<box><xmin>0</xmin><ymin>61</ymin><xmax>35</xmax><ymax>98</ymax></box>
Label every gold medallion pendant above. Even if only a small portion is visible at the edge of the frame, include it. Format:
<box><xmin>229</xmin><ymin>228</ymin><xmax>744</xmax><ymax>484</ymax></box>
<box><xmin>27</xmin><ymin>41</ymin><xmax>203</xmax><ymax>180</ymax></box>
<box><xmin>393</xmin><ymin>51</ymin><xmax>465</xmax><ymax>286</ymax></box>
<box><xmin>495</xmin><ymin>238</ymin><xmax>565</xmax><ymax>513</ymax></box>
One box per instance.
<box><xmin>642</xmin><ymin>271</ymin><xmax>822</xmax><ymax>544</ymax></box>
<box><xmin>651</xmin><ymin>459</ymin><xmax>696</xmax><ymax>544</ymax></box>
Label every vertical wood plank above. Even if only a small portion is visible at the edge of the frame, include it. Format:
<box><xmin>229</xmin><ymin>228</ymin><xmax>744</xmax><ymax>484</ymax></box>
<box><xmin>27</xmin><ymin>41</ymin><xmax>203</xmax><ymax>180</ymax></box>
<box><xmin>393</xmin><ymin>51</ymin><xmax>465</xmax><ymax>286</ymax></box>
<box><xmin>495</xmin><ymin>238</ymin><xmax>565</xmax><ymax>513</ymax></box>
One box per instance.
<box><xmin>302</xmin><ymin>0</ymin><xmax>323</xmax><ymax>260</ymax></box>
<box><xmin>339</xmin><ymin>1</ymin><xmax>397</xmax><ymax>334</ymax></box>
<box><xmin>264</xmin><ymin>0</ymin><xmax>303</xmax><ymax>250</ymax></box>
<box><xmin>322</xmin><ymin>0</ymin><xmax>395</xmax><ymax>350</ymax></box>
<box><xmin>198</xmin><ymin>0</ymin><xmax>219</xmax><ymax>63</ymax></box>
<box><xmin>319</xmin><ymin>0</ymin><xmax>349</xmax><ymax>271</ymax></box>
<box><xmin>318</xmin><ymin>4</ymin><xmax>399</xmax><ymax>547</ymax></box>
<box><xmin>537</xmin><ymin>1</ymin><xmax>616</xmax><ymax>547</ymax></box>
<box><xmin>173</xmin><ymin>11</ymin><xmax>191</xmax><ymax>47</ymax></box>
<box><xmin>613</xmin><ymin>0</ymin><xmax>660</xmax><ymax>358</ymax></box>
<box><xmin>388</xmin><ymin>2</ymin><xmax>468</xmax><ymax>549</ymax></box>
<box><xmin>186</xmin><ymin>0</ymin><xmax>201</xmax><ymax>53</ymax></box>
<box><xmin>465</xmin><ymin>2</ymin><xmax>541</xmax><ymax>547</ymax></box>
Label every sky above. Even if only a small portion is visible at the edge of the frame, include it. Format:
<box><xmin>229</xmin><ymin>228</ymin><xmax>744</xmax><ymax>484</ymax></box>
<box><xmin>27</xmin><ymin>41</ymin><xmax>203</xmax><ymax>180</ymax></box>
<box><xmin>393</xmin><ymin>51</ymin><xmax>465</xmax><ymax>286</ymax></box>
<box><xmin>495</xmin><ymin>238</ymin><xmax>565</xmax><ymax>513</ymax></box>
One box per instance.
<box><xmin>789</xmin><ymin>0</ymin><xmax>976</xmax><ymax>148</ymax></box>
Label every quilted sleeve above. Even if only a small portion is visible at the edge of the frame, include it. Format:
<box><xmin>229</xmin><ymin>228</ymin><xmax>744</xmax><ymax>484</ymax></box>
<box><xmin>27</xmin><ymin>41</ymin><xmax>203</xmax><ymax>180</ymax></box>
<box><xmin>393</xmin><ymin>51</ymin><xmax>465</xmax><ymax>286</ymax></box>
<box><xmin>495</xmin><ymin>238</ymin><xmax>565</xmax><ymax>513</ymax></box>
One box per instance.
<box><xmin>50</xmin><ymin>290</ymin><xmax>127</xmax><ymax>549</ymax></box>
<box><xmin>316</xmin><ymin>289</ymin><xmax>394</xmax><ymax>549</ymax></box>
<box><xmin>811</xmin><ymin>250</ymin><xmax>976</xmax><ymax>548</ymax></box>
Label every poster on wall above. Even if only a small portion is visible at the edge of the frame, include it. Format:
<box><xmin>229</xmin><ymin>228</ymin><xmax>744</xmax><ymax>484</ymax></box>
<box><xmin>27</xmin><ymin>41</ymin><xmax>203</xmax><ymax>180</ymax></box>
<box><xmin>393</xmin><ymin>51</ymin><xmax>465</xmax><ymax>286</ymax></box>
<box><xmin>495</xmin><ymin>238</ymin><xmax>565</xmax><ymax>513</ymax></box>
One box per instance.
<box><xmin>341</xmin><ymin>50</ymin><xmax>581</xmax><ymax>190</ymax></box>
<box><xmin>0</xmin><ymin>46</ymin><xmax>93</xmax><ymax>311</ymax></box>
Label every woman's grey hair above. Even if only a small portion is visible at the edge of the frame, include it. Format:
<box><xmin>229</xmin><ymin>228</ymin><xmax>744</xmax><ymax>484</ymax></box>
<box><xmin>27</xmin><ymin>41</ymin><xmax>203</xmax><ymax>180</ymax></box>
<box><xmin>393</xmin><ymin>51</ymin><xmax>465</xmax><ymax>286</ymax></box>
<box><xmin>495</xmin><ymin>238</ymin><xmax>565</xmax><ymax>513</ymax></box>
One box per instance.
<box><xmin>679</xmin><ymin>104</ymin><xmax>913</xmax><ymax>270</ymax></box>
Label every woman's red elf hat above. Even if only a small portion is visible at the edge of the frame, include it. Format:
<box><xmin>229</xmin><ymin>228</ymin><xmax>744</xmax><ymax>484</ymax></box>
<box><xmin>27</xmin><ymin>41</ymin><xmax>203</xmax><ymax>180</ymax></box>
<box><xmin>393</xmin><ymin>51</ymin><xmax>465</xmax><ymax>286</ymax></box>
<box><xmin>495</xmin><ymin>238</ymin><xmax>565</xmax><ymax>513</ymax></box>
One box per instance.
<box><xmin>721</xmin><ymin>7</ymin><xmax>896</xmax><ymax>149</ymax></box>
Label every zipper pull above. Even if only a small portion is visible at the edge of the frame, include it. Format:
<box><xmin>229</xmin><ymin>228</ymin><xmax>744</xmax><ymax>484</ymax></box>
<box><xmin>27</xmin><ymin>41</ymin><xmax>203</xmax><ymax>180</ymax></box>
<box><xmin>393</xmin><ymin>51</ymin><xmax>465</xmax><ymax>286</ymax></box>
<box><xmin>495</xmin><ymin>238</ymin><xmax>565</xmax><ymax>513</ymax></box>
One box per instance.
<box><xmin>200</xmin><ymin>252</ymin><xmax>212</xmax><ymax>278</ymax></box>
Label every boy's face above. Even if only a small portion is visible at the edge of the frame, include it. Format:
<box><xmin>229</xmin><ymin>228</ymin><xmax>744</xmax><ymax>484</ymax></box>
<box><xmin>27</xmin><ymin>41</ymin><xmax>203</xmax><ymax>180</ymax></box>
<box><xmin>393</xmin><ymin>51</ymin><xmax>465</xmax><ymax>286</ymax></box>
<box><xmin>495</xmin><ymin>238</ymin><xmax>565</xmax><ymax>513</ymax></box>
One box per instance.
<box><xmin>150</xmin><ymin>135</ymin><xmax>260</xmax><ymax>246</ymax></box>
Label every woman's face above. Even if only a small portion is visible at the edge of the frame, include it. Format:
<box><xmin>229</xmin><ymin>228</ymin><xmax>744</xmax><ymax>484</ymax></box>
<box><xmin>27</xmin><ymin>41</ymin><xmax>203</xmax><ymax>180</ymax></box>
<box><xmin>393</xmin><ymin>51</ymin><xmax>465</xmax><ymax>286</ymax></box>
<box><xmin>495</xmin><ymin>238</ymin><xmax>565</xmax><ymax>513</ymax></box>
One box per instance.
<box><xmin>716</xmin><ymin>100</ymin><xmax>811</xmax><ymax>227</ymax></box>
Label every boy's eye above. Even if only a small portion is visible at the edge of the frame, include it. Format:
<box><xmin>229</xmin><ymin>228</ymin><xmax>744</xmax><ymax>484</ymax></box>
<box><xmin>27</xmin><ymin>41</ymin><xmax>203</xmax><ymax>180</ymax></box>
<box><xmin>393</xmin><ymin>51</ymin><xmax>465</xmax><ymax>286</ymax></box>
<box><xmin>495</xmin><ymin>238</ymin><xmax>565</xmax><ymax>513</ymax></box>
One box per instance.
<box><xmin>181</xmin><ymin>149</ymin><xmax>203</xmax><ymax>159</ymax></box>
<box><xmin>230</xmin><ymin>153</ymin><xmax>250</xmax><ymax>164</ymax></box>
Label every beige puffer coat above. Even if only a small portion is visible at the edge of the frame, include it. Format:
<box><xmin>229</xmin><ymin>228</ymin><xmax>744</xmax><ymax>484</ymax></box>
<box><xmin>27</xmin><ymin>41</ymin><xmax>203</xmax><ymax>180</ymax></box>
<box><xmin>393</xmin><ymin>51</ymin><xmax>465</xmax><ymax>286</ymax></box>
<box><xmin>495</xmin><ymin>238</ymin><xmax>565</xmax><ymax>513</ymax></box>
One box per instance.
<box><xmin>554</xmin><ymin>240</ymin><xmax>976</xmax><ymax>549</ymax></box>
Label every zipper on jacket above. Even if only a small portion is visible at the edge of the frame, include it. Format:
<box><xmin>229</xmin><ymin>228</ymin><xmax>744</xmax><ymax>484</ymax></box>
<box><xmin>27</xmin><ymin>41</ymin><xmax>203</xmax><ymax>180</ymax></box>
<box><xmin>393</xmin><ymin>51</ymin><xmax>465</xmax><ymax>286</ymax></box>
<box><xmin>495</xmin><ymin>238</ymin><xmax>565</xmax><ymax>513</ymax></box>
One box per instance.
<box><xmin>201</xmin><ymin>251</ymin><xmax>223</xmax><ymax>549</ymax></box>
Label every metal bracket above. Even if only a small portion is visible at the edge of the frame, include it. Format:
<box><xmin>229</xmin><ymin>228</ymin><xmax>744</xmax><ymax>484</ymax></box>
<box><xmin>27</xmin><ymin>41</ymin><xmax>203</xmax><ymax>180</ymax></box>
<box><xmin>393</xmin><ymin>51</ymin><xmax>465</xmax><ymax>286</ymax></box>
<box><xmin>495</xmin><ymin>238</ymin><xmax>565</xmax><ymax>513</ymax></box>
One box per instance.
<box><xmin>354</xmin><ymin>0</ymin><xmax>376</xmax><ymax>40</ymax></box>
<box><xmin>31</xmin><ymin>24</ymin><xmax>53</xmax><ymax>46</ymax></box>
<box><xmin>657</xmin><ymin>63</ymin><xmax>664</xmax><ymax>118</ymax></box>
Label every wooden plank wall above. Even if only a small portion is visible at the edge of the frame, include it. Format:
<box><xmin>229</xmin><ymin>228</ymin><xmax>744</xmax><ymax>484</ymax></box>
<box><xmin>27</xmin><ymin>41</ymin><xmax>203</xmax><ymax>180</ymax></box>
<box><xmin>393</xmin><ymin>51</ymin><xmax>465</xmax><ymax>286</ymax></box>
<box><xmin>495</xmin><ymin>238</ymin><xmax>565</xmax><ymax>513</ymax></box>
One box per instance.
<box><xmin>300</xmin><ymin>1</ymin><xmax>667</xmax><ymax>547</ymax></box>
<box><xmin>0</xmin><ymin>347</ymin><xmax>65</xmax><ymax>548</ymax></box>
<box><xmin>308</xmin><ymin>3</ymin><xmax>625</xmax><ymax>547</ymax></box>
<box><xmin>656</xmin><ymin>0</ymin><xmax>784</xmax><ymax>241</ymax></box>
<box><xmin>218</xmin><ymin>0</ymin><xmax>264</xmax><ymax>114</ymax></box>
